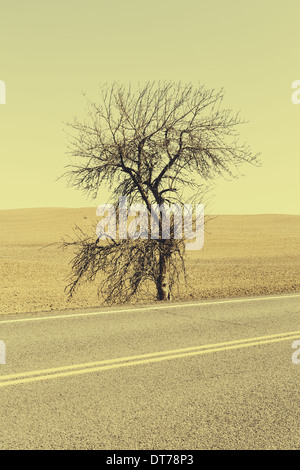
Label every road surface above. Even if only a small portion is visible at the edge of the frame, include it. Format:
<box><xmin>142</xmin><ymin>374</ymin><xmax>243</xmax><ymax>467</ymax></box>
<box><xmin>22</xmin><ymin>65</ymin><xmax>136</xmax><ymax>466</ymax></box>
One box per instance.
<box><xmin>0</xmin><ymin>293</ymin><xmax>299</xmax><ymax>450</ymax></box>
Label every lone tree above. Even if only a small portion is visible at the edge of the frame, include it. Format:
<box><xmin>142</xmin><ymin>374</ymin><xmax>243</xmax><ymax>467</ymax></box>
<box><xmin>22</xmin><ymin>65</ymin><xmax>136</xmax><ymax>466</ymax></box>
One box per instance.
<box><xmin>62</xmin><ymin>82</ymin><xmax>258</xmax><ymax>303</ymax></box>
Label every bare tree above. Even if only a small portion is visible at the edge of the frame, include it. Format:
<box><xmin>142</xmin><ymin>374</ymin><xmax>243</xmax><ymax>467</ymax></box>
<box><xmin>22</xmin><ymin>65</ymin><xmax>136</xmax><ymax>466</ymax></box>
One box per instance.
<box><xmin>62</xmin><ymin>81</ymin><xmax>259</xmax><ymax>303</ymax></box>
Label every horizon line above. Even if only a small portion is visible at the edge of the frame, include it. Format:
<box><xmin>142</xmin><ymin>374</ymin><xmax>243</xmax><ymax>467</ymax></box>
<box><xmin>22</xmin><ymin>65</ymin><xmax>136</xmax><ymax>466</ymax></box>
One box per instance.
<box><xmin>0</xmin><ymin>206</ymin><xmax>299</xmax><ymax>217</ymax></box>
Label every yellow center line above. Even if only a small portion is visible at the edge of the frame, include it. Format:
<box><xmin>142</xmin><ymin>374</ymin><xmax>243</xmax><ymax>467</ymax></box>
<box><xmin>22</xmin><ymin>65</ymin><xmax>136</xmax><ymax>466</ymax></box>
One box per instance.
<box><xmin>0</xmin><ymin>331</ymin><xmax>299</xmax><ymax>388</ymax></box>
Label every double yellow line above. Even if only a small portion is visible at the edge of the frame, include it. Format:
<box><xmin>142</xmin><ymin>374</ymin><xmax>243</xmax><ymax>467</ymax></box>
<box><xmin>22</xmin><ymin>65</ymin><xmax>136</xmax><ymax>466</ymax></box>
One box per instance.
<box><xmin>0</xmin><ymin>330</ymin><xmax>299</xmax><ymax>388</ymax></box>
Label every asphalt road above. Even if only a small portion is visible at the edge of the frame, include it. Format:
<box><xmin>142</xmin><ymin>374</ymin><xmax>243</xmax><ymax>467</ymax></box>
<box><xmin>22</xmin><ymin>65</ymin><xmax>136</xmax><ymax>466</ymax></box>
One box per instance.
<box><xmin>0</xmin><ymin>293</ymin><xmax>299</xmax><ymax>450</ymax></box>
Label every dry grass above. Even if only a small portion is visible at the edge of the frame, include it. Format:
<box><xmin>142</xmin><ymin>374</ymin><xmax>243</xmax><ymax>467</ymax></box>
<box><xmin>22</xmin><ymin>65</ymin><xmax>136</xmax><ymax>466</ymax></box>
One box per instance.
<box><xmin>0</xmin><ymin>208</ymin><xmax>299</xmax><ymax>314</ymax></box>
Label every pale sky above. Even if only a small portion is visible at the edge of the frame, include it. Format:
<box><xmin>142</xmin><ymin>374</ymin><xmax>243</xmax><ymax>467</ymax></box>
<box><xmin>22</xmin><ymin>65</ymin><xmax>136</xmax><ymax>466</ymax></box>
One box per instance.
<box><xmin>0</xmin><ymin>0</ymin><xmax>299</xmax><ymax>214</ymax></box>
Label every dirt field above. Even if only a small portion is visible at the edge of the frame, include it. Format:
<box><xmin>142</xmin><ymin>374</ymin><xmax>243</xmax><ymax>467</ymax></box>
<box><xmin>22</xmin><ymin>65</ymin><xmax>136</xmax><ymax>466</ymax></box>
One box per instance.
<box><xmin>0</xmin><ymin>208</ymin><xmax>299</xmax><ymax>314</ymax></box>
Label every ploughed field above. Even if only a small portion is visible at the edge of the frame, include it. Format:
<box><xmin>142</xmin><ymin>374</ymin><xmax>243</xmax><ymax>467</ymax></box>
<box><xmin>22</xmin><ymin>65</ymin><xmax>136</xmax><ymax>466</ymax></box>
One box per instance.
<box><xmin>0</xmin><ymin>208</ymin><xmax>299</xmax><ymax>314</ymax></box>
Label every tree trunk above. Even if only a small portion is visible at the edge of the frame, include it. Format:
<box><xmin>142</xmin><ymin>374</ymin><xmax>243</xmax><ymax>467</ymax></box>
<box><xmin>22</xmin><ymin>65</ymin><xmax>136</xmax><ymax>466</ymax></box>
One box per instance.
<box><xmin>156</xmin><ymin>245</ymin><xmax>171</xmax><ymax>301</ymax></box>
